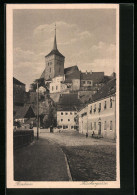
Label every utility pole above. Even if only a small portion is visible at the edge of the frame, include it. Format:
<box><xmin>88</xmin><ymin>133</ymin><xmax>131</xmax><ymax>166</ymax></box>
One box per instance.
<box><xmin>37</xmin><ymin>82</ymin><xmax>39</xmax><ymax>140</ymax></box>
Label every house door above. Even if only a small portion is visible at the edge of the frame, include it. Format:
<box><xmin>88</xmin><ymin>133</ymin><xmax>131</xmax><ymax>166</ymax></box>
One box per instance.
<box><xmin>98</xmin><ymin>122</ymin><xmax>101</xmax><ymax>135</ymax></box>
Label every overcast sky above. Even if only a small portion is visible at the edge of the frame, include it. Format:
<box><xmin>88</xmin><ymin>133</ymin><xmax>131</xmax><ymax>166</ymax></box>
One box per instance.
<box><xmin>13</xmin><ymin>9</ymin><xmax>116</xmax><ymax>91</ymax></box>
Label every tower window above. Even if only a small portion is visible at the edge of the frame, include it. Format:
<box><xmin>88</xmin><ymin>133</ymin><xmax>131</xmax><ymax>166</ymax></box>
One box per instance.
<box><xmin>50</xmin><ymin>68</ymin><xmax>51</xmax><ymax>73</ymax></box>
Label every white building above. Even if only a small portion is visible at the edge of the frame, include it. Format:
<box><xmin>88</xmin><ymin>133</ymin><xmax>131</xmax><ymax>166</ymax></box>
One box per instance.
<box><xmin>57</xmin><ymin>110</ymin><xmax>77</xmax><ymax>130</ymax></box>
<box><xmin>78</xmin><ymin>79</ymin><xmax>116</xmax><ymax>140</ymax></box>
<box><xmin>57</xmin><ymin>94</ymin><xmax>82</xmax><ymax>130</ymax></box>
<box><xmin>49</xmin><ymin>75</ymin><xmax>69</xmax><ymax>94</ymax></box>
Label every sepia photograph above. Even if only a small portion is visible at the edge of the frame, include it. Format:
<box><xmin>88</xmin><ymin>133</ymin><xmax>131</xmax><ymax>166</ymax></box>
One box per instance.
<box><xmin>6</xmin><ymin>4</ymin><xmax>120</xmax><ymax>188</ymax></box>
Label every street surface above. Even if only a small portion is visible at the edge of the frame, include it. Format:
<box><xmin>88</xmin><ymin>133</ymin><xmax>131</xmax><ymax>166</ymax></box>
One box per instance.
<box><xmin>14</xmin><ymin>129</ymin><xmax>116</xmax><ymax>181</ymax></box>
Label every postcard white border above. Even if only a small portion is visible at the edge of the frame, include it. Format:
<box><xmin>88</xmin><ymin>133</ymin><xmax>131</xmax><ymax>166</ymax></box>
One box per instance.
<box><xmin>6</xmin><ymin>3</ymin><xmax>120</xmax><ymax>188</ymax></box>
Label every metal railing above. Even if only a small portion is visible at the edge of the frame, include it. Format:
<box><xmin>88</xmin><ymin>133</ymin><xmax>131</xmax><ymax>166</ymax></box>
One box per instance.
<box><xmin>14</xmin><ymin>129</ymin><xmax>34</xmax><ymax>149</ymax></box>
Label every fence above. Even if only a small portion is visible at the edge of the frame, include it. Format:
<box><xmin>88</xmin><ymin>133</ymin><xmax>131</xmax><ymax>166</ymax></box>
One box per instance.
<box><xmin>14</xmin><ymin>130</ymin><xmax>34</xmax><ymax>149</ymax></box>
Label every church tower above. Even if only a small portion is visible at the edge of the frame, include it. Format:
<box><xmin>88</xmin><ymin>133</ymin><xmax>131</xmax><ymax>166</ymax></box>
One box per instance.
<box><xmin>44</xmin><ymin>24</ymin><xmax>65</xmax><ymax>80</ymax></box>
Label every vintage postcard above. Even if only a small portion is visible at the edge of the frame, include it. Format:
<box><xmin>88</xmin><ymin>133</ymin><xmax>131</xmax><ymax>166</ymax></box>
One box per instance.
<box><xmin>6</xmin><ymin>4</ymin><xmax>120</xmax><ymax>188</ymax></box>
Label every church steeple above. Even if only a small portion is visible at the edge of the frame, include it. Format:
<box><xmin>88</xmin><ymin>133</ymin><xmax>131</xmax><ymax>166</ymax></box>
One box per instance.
<box><xmin>53</xmin><ymin>23</ymin><xmax>57</xmax><ymax>50</ymax></box>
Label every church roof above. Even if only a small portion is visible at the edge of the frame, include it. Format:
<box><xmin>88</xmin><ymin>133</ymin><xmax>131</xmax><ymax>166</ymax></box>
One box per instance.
<box><xmin>45</xmin><ymin>49</ymin><xmax>65</xmax><ymax>58</ymax></box>
<box><xmin>40</xmin><ymin>69</ymin><xmax>45</xmax><ymax>79</ymax></box>
<box><xmin>64</xmin><ymin>65</ymin><xmax>79</xmax><ymax>74</ymax></box>
<box><xmin>45</xmin><ymin>24</ymin><xmax>65</xmax><ymax>58</ymax></box>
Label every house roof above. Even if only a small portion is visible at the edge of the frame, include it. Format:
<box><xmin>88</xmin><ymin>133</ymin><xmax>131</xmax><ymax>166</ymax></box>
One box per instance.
<box><xmin>65</xmin><ymin>71</ymin><xmax>80</xmax><ymax>80</ymax></box>
<box><xmin>13</xmin><ymin>77</ymin><xmax>25</xmax><ymax>86</ymax></box>
<box><xmin>80</xmin><ymin>72</ymin><xmax>104</xmax><ymax>83</ymax></box>
<box><xmin>15</xmin><ymin>105</ymin><xmax>35</xmax><ymax>119</ymax></box>
<box><xmin>64</xmin><ymin>66</ymin><xmax>80</xmax><ymax>81</ymax></box>
<box><xmin>92</xmin><ymin>78</ymin><xmax>116</xmax><ymax>102</ymax></box>
<box><xmin>57</xmin><ymin>93</ymin><xmax>83</xmax><ymax>111</ymax></box>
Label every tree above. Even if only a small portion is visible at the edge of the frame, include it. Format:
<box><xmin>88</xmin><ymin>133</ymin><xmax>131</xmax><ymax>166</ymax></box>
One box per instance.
<box><xmin>30</xmin><ymin>78</ymin><xmax>49</xmax><ymax>92</ymax></box>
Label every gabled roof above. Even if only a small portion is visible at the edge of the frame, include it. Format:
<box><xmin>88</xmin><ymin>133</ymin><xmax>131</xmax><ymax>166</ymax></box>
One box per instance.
<box><xmin>15</xmin><ymin>105</ymin><xmax>35</xmax><ymax>119</ymax></box>
<box><xmin>80</xmin><ymin>72</ymin><xmax>104</xmax><ymax>83</ymax></box>
<box><xmin>13</xmin><ymin>77</ymin><xmax>25</xmax><ymax>86</ymax></box>
<box><xmin>57</xmin><ymin>93</ymin><xmax>83</xmax><ymax>111</ymax></box>
<box><xmin>92</xmin><ymin>78</ymin><xmax>116</xmax><ymax>102</ymax></box>
<box><xmin>65</xmin><ymin>71</ymin><xmax>80</xmax><ymax>80</ymax></box>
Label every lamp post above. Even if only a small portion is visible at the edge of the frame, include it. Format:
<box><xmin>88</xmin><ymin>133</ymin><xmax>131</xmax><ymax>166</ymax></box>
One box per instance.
<box><xmin>37</xmin><ymin>82</ymin><xmax>39</xmax><ymax>140</ymax></box>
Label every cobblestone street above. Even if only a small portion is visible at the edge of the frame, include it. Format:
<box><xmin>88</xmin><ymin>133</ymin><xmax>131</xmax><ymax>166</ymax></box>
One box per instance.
<box><xmin>14</xmin><ymin>129</ymin><xmax>116</xmax><ymax>181</ymax></box>
<box><xmin>40</xmin><ymin>130</ymin><xmax>116</xmax><ymax>181</ymax></box>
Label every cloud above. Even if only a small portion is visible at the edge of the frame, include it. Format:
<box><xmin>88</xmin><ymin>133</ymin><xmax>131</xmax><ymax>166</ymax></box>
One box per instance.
<box><xmin>14</xmin><ymin>22</ymin><xmax>116</xmax><ymax>90</ymax></box>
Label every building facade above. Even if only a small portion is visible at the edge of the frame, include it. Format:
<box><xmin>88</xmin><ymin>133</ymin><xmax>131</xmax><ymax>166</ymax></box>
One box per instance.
<box><xmin>57</xmin><ymin>94</ymin><xmax>82</xmax><ymax>130</ymax></box>
<box><xmin>78</xmin><ymin>79</ymin><xmax>116</xmax><ymax>140</ymax></box>
<box><xmin>57</xmin><ymin>111</ymin><xmax>77</xmax><ymax>130</ymax></box>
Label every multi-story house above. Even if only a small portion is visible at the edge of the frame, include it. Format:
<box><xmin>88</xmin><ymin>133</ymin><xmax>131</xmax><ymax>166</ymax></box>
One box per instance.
<box><xmin>57</xmin><ymin>94</ymin><xmax>82</xmax><ymax>130</ymax></box>
<box><xmin>78</xmin><ymin>78</ymin><xmax>116</xmax><ymax>140</ymax></box>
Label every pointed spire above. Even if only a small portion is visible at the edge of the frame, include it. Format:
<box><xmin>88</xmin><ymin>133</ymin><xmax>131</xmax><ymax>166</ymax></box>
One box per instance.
<box><xmin>53</xmin><ymin>23</ymin><xmax>57</xmax><ymax>50</ymax></box>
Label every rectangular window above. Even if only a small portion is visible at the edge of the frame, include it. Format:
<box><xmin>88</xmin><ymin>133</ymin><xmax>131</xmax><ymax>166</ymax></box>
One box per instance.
<box><xmin>82</xmin><ymin>81</ymin><xmax>85</xmax><ymax>84</ymax></box>
<box><xmin>50</xmin><ymin>67</ymin><xmax>51</xmax><ymax>73</ymax></box>
<box><xmin>98</xmin><ymin>103</ymin><xmax>101</xmax><ymax>112</ymax></box>
<box><xmin>52</xmin><ymin>86</ymin><xmax>54</xmax><ymax>91</ymax></box>
<box><xmin>68</xmin><ymin>119</ymin><xmax>70</xmax><ymax>121</ymax></box>
<box><xmin>110</xmin><ymin>121</ymin><xmax>113</xmax><ymax>130</ymax></box>
<box><xmin>94</xmin><ymin>104</ymin><xmax>96</xmax><ymax>113</ymax></box>
<box><xmin>70</xmin><ymin>112</ymin><xmax>72</xmax><ymax>115</ymax></box>
<box><xmin>63</xmin><ymin>126</ymin><xmax>66</xmax><ymax>129</ymax></box>
<box><xmin>75</xmin><ymin>112</ymin><xmax>77</xmax><ymax>115</ymax></box>
<box><xmin>65</xmin><ymin>112</ymin><xmax>68</xmax><ymax>115</ymax></box>
<box><xmin>61</xmin><ymin>112</ymin><xmax>63</xmax><ymax>115</ymax></box>
<box><xmin>71</xmin><ymin>126</ymin><xmax>73</xmax><ymax>129</ymax></box>
<box><xmin>66</xmin><ymin>126</ymin><xmax>68</xmax><ymax>129</ymax></box>
<box><xmin>56</xmin><ymin>86</ymin><xmax>58</xmax><ymax>90</ymax></box>
<box><xmin>104</xmin><ymin>121</ymin><xmax>107</xmax><ymax>130</ymax></box>
<box><xmin>94</xmin><ymin>122</ymin><xmax>96</xmax><ymax>130</ymax></box>
<box><xmin>110</xmin><ymin>98</ymin><xmax>112</xmax><ymax>108</ymax></box>
<box><xmin>87</xmin><ymin>81</ymin><xmax>91</xmax><ymax>84</ymax></box>
<box><xmin>104</xmin><ymin>101</ymin><xmax>107</xmax><ymax>109</ymax></box>
<box><xmin>90</xmin><ymin>106</ymin><xmax>92</xmax><ymax>114</ymax></box>
<box><xmin>61</xmin><ymin>119</ymin><xmax>63</xmax><ymax>122</ymax></box>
